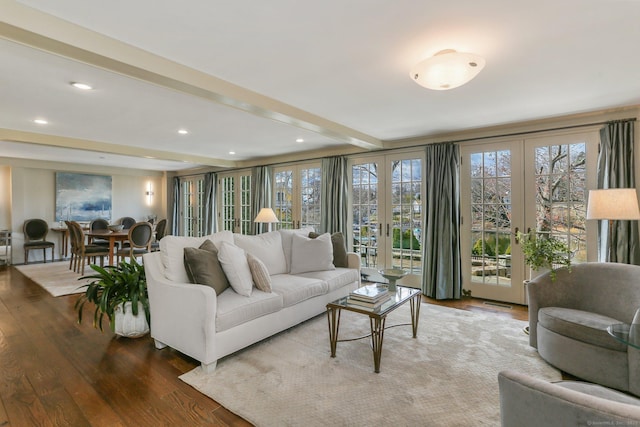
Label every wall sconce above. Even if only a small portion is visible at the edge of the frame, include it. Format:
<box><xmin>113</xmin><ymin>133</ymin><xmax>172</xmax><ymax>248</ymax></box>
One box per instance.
<box><xmin>145</xmin><ymin>182</ymin><xmax>154</xmax><ymax>206</ymax></box>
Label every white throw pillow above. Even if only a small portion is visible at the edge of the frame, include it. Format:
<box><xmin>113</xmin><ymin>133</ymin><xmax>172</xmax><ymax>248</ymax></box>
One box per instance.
<box><xmin>278</xmin><ymin>227</ymin><xmax>316</xmax><ymax>272</ymax></box>
<box><xmin>160</xmin><ymin>231</ymin><xmax>234</xmax><ymax>283</ymax></box>
<box><xmin>290</xmin><ymin>232</ymin><xmax>336</xmax><ymax>274</ymax></box>
<box><xmin>217</xmin><ymin>241</ymin><xmax>254</xmax><ymax>297</ymax></box>
<box><xmin>233</xmin><ymin>231</ymin><xmax>287</xmax><ymax>275</ymax></box>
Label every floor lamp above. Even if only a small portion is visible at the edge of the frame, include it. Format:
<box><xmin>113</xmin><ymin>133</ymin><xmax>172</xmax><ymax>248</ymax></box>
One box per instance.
<box><xmin>254</xmin><ymin>208</ymin><xmax>279</xmax><ymax>233</ymax></box>
<box><xmin>586</xmin><ymin>188</ymin><xmax>640</xmax><ymax>262</ymax></box>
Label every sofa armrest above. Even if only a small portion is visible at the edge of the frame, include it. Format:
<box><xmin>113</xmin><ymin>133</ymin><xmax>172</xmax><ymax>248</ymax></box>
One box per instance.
<box><xmin>346</xmin><ymin>251</ymin><xmax>360</xmax><ymax>270</ymax></box>
<box><xmin>142</xmin><ymin>252</ymin><xmax>218</xmax><ymax>364</ymax></box>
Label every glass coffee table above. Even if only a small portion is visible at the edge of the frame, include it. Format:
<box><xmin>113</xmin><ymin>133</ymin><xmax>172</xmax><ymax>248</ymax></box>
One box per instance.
<box><xmin>607</xmin><ymin>323</ymin><xmax>640</xmax><ymax>350</ymax></box>
<box><xmin>326</xmin><ymin>285</ymin><xmax>421</xmax><ymax>373</ymax></box>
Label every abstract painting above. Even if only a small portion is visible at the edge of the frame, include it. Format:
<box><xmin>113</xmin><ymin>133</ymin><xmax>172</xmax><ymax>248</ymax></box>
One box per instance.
<box><xmin>55</xmin><ymin>172</ymin><xmax>112</xmax><ymax>221</ymax></box>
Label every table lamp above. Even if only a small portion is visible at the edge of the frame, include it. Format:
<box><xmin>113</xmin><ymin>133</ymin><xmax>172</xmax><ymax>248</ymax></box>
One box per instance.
<box><xmin>254</xmin><ymin>208</ymin><xmax>279</xmax><ymax>233</ymax></box>
<box><xmin>586</xmin><ymin>188</ymin><xmax>640</xmax><ymax>261</ymax></box>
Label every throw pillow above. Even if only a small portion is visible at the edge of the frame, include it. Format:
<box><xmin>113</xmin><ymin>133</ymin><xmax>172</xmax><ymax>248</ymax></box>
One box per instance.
<box><xmin>309</xmin><ymin>232</ymin><xmax>348</xmax><ymax>268</ymax></box>
<box><xmin>246</xmin><ymin>253</ymin><xmax>272</xmax><ymax>292</ymax></box>
<box><xmin>217</xmin><ymin>241</ymin><xmax>254</xmax><ymax>297</ymax></box>
<box><xmin>183</xmin><ymin>239</ymin><xmax>230</xmax><ymax>296</ymax></box>
<box><xmin>278</xmin><ymin>227</ymin><xmax>316</xmax><ymax>272</ymax></box>
<box><xmin>233</xmin><ymin>231</ymin><xmax>287</xmax><ymax>275</ymax></box>
<box><xmin>290</xmin><ymin>232</ymin><xmax>336</xmax><ymax>274</ymax></box>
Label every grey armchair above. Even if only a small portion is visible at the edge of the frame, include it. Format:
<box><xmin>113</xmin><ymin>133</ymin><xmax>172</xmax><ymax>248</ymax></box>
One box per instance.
<box><xmin>499</xmin><ymin>370</ymin><xmax>640</xmax><ymax>426</ymax></box>
<box><xmin>527</xmin><ymin>262</ymin><xmax>640</xmax><ymax>395</ymax></box>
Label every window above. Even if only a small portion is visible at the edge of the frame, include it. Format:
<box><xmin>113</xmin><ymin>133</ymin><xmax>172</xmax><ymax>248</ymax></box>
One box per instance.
<box><xmin>273</xmin><ymin>164</ymin><xmax>321</xmax><ymax>230</ymax></box>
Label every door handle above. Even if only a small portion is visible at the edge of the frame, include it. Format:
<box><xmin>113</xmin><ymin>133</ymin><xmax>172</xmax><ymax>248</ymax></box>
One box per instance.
<box><xmin>514</xmin><ymin>227</ymin><xmax>519</xmax><ymax>244</ymax></box>
<box><xmin>386</xmin><ymin>224</ymin><xmax>390</xmax><ymax>237</ymax></box>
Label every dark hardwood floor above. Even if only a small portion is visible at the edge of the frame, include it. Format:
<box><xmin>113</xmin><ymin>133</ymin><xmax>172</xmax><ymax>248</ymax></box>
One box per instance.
<box><xmin>0</xmin><ymin>264</ymin><xmax>528</xmax><ymax>426</ymax></box>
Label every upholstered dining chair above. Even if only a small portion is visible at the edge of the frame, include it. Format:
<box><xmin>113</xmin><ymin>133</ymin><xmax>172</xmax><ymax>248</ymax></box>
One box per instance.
<box><xmin>23</xmin><ymin>218</ymin><xmax>55</xmax><ymax>264</ymax></box>
<box><xmin>66</xmin><ymin>221</ymin><xmax>110</xmax><ymax>275</ymax></box>
<box><xmin>150</xmin><ymin>218</ymin><xmax>167</xmax><ymax>252</ymax></box>
<box><xmin>89</xmin><ymin>218</ymin><xmax>110</xmax><ymax>248</ymax></box>
<box><xmin>121</xmin><ymin>217</ymin><xmax>136</xmax><ymax>229</ymax></box>
<box><xmin>116</xmin><ymin>221</ymin><xmax>153</xmax><ymax>263</ymax></box>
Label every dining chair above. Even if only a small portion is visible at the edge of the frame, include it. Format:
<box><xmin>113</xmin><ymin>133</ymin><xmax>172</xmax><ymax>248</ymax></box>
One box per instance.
<box><xmin>121</xmin><ymin>217</ymin><xmax>136</xmax><ymax>229</ymax></box>
<box><xmin>150</xmin><ymin>218</ymin><xmax>167</xmax><ymax>252</ymax></box>
<box><xmin>89</xmin><ymin>218</ymin><xmax>110</xmax><ymax>248</ymax></box>
<box><xmin>23</xmin><ymin>218</ymin><xmax>55</xmax><ymax>264</ymax></box>
<box><xmin>116</xmin><ymin>222</ymin><xmax>153</xmax><ymax>264</ymax></box>
<box><xmin>67</xmin><ymin>221</ymin><xmax>110</xmax><ymax>275</ymax></box>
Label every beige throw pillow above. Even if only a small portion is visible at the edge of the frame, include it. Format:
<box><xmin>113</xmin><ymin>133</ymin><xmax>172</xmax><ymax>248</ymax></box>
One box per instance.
<box><xmin>247</xmin><ymin>253</ymin><xmax>272</xmax><ymax>292</ymax></box>
<box><xmin>290</xmin><ymin>232</ymin><xmax>336</xmax><ymax>274</ymax></box>
<box><xmin>183</xmin><ymin>239</ymin><xmax>230</xmax><ymax>296</ymax></box>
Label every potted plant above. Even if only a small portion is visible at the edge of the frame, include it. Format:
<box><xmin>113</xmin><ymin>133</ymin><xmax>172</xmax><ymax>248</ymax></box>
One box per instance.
<box><xmin>75</xmin><ymin>259</ymin><xmax>150</xmax><ymax>338</ymax></box>
<box><xmin>517</xmin><ymin>229</ymin><xmax>572</xmax><ymax>281</ymax></box>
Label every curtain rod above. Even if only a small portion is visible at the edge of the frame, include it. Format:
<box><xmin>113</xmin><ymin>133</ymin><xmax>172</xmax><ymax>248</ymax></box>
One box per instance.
<box><xmin>176</xmin><ymin>117</ymin><xmax>637</xmax><ymax>175</ymax></box>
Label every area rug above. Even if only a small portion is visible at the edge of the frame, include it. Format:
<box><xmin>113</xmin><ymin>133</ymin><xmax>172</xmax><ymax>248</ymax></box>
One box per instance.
<box><xmin>180</xmin><ymin>303</ymin><xmax>560</xmax><ymax>426</ymax></box>
<box><xmin>15</xmin><ymin>261</ymin><xmax>92</xmax><ymax>297</ymax></box>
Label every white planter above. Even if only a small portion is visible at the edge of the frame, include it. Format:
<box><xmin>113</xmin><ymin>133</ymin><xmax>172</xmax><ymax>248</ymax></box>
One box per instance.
<box><xmin>114</xmin><ymin>301</ymin><xmax>150</xmax><ymax>338</ymax></box>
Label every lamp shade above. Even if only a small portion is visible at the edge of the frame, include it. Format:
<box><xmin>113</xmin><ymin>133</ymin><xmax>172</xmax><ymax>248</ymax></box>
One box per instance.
<box><xmin>410</xmin><ymin>49</ymin><xmax>485</xmax><ymax>90</ymax></box>
<box><xmin>254</xmin><ymin>208</ymin><xmax>279</xmax><ymax>223</ymax></box>
<box><xmin>586</xmin><ymin>189</ymin><xmax>640</xmax><ymax>220</ymax></box>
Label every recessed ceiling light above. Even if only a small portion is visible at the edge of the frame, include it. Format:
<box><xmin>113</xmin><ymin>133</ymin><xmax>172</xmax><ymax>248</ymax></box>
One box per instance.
<box><xmin>296</xmin><ymin>138</ymin><xmax>304</xmax><ymax>143</ymax></box>
<box><xmin>178</xmin><ymin>129</ymin><xmax>189</xmax><ymax>135</ymax></box>
<box><xmin>229</xmin><ymin>151</ymin><xmax>236</xmax><ymax>155</ymax></box>
<box><xmin>71</xmin><ymin>82</ymin><xmax>92</xmax><ymax>90</ymax></box>
<box><xmin>33</xmin><ymin>118</ymin><xmax>48</xmax><ymax>125</ymax></box>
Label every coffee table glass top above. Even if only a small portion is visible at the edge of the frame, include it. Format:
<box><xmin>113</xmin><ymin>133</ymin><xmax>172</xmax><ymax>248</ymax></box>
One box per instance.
<box><xmin>607</xmin><ymin>323</ymin><xmax>640</xmax><ymax>350</ymax></box>
<box><xmin>328</xmin><ymin>286</ymin><xmax>420</xmax><ymax>316</ymax></box>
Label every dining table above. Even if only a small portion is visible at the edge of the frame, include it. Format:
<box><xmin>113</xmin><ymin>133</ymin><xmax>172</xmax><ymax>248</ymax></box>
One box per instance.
<box><xmin>86</xmin><ymin>229</ymin><xmax>130</xmax><ymax>266</ymax></box>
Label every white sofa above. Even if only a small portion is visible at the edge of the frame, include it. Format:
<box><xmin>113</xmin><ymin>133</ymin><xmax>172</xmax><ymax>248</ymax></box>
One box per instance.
<box><xmin>142</xmin><ymin>228</ymin><xmax>360</xmax><ymax>372</ymax></box>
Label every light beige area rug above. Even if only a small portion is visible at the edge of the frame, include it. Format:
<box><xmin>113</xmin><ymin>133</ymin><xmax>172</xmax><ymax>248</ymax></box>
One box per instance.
<box><xmin>15</xmin><ymin>261</ymin><xmax>92</xmax><ymax>297</ymax></box>
<box><xmin>180</xmin><ymin>303</ymin><xmax>560</xmax><ymax>427</ymax></box>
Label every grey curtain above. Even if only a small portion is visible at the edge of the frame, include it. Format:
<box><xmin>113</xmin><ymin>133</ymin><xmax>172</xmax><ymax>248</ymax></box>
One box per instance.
<box><xmin>203</xmin><ymin>172</ymin><xmax>217</xmax><ymax>235</ymax></box>
<box><xmin>597</xmin><ymin>120</ymin><xmax>640</xmax><ymax>264</ymax></box>
<box><xmin>171</xmin><ymin>176</ymin><xmax>181</xmax><ymax>236</ymax></box>
<box><xmin>251</xmin><ymin>165</ymin><xmax>273</xmax><ymax>235</ymax></box>
<box><xmin>422</xmin><ymin>143</ymin><xmax>462</xmax><ymax>299</ymax></box>
<box><xmin>320</xmin><ymin>156</ymin><xmax>349</xmax><ymax>237</ymax></box>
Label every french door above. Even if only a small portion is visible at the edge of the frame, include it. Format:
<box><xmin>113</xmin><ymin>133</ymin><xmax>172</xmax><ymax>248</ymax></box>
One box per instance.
<box><xmin>461</xmin><ymin>131</ymin><xmax>598</xmax><ymax>304</ymax></box>
<box><xmin>350</xmin><ymin>151</ymin><xmax>424</xmax><ymax>287</ymax></box>
<box><xmin>218</xmin><ymin>171</ymin><xmax>252</xmax><ymax>234</ymax></box>
<box><xmin>273</xmin><ymin>163</ymin><xmax>321</xmax><ymax>230</ymax></box>
<box><xmin>181</xmin><ymin>176</ymin><xmax>205</xmax><ymax>237</ymax></box>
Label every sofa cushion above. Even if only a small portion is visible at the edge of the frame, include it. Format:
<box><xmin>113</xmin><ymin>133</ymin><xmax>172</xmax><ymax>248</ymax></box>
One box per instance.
<box><xmin>234</xmin><ymin>231</ymin><xmax>287</xmax><ymax>275</ymax></box>
<box><xmin>161</xmin><ymin>231</ymin><xmax>234</xmax><ymax>283</ymax></box>
<box><xmin>247</xmin><ymin>253</ymin><xmax>272</xmax><ymax>292</ymax></box>
<box><xmin>290</xmin><ymin>232</ymin><xmax>335</xmax><ymax>274</ymax></box>
<box><xmin>183</xmin><ymin>240</ymin><xmax>230</xmax><ymax>295</ymax></box>
<box><xmin>309</xmin><ymin>232</ymin><xmax>349</xmax><ymax>268</ymax></box>
<box><xmin>270</xmin><ymin>274</ymin><xmax>328</xmax><ymax>307</ymax></box>
<box><xmin>278</xmin><ymin>227</ymin><xmax>316</xmax><ymax>272</ymax></box>
<box><xmin>216</xmin><ymin>288</ymin><xmax>283</xmax><ymax>332</ymax></box>
<box><xmin>217</xmin><ymin>242</ymin><xmax>254</xmax><ymax>297</ymax></box>
<box><xmin>538</xmin><ymin>307</ymin><xmax>627</xmax><ymax>352</ymax></box>
<box><xmin>296</xmin><ymin>268</ymin><xmax>359</xmax><ymax>293</ymax></box>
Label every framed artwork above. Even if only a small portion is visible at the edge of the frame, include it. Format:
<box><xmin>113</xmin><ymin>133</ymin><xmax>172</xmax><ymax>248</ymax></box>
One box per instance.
<box><xmin>55</xmin><ymin>172</ymin><xmax>112</xmax><ymax>221</ymax></box>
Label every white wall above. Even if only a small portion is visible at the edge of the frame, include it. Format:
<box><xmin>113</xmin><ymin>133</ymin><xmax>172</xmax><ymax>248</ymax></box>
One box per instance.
<box><xmin>5</xmin><ymin>161</ymin><xmax>165</xmax><ymax>264</ymax></box>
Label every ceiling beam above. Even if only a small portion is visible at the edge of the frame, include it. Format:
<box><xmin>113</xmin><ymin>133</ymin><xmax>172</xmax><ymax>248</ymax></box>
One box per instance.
<box><xmin>0</xmin><ymin>128</ymin><xmax>237</xmax><ymax>168</ymax></box>
<box><xmin>0</xmin><ymin>1</ymin><xmax>383</xmax><ymax>151</ymax></box>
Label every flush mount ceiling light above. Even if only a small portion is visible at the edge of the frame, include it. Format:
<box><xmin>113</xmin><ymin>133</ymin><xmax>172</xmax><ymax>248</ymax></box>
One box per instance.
<box><xmin>410</xmin><ymin>49</ymin><xmax>485</xmax><ymax>90</ymax></box>
<box><xmin>178</xmin><ymin>129</ymin><xmax>189</xmax><ymax>135</ymax></box>
<box><xmin>33</xmin><ymin>118</ymin><xmax>48</xmax><ymax>125</ymax></box>
<box><xmin>70</xmin><ymin>82</ymin><xmax>92</xmax><ymax>90</ymax></box>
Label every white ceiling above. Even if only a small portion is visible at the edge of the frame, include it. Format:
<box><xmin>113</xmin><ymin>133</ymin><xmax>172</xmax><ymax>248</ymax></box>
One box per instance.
<box><xmin>1</xmin><ymin>0</ymin><xmax>640</xmax><ymax>171</ymax></box>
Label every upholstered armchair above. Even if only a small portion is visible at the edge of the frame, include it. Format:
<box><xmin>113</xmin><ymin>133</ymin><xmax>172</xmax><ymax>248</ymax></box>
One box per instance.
<box><xmin>23</xmin><ymin>218</ymin><xmax>55</xmax><ymax>264</ymax></box>
<box><xmin>527</xmin><ymin>262</ymin><xmax>640</xmax><ymax>395</ymax></box>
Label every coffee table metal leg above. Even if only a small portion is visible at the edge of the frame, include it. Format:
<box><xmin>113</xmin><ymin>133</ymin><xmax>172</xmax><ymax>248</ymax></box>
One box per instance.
<box><xmin>327</xmin><ymin>307</ymin><xmax>341</xmax><ymax>357</ymax></box>
<box><xmin>370</xmin><ymin>315</ymin><xmax>386</xmax><ymax>373</ymax></box>
<box><xmin>410</xmin><ymin>294</ymin><xmax>421</xmax><ymax>338</ymax></box>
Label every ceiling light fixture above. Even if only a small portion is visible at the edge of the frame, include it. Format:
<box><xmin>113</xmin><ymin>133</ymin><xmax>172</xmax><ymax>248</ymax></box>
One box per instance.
<box><xmin>296</xmin><ymin>138</ymin><xmax>304</xmax><ymax>143</ymax></box>
<box><xmin>410</xmin><ymin>49</ymin><xmax>485</xmax><ymax>90</ymax></box>
<box><xmin>33</xmin><ymin>118</ymin><xmax>48</xmax><ymax>125</ymax></box>
<box><xmin>229</xmin><ymin>151</ymin><xmax>236</xmax><ymax>155</ymax></box>
<box><xmin>178</xmin><ymin>129</ymin><xmax>189</xmax><ymax>135</ymax></box>
<box><xmin>71</xmin><ymin>82</ymin><xmax>92</xmax><ymax>90</ymax></box>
